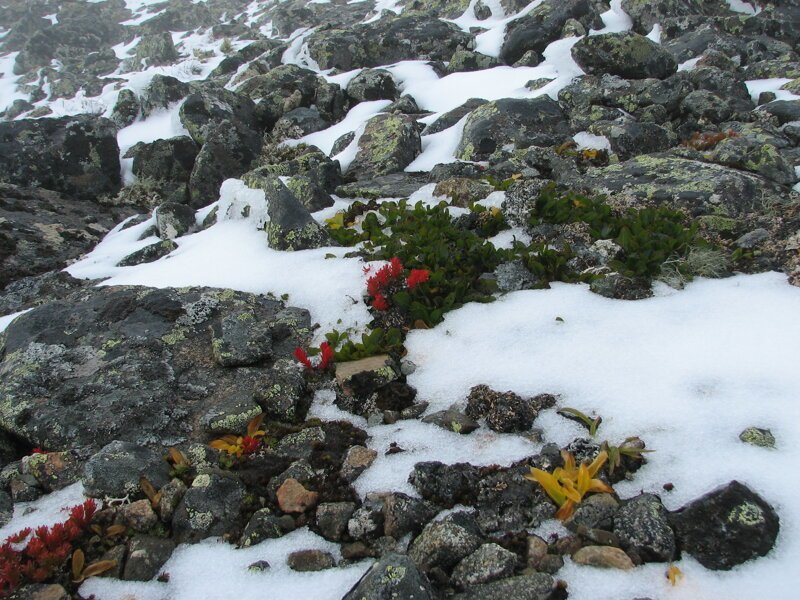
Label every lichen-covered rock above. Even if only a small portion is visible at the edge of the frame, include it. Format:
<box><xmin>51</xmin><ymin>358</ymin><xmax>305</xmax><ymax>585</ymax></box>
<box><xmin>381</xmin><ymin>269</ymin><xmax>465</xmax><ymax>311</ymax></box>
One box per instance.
<box><xmin>127</xmin><ymin>32</ymin><xmax>178</xmax><ymax>71</ymax></box>
<box><xmin>451</xmin><ymin>543</ymin><xmax>518</xmax><ymax>588</ymax></box>
<box><xmin>156</xmin><ymin>202</ymin><xmax>195</xmax><ymax>240</ymax></box>
<box><xmin>335</xmin><ymin>173</ymin><xmax>429</xmax><ymax>199</ymax></box>
<box><xmin>240</xmin><ymin>508</ymin><xmax>295</xmax><ymax>546</ymax></box>
<box><xmin>572</xmin><ymin>32</ymin><xmax>677</xmax><ymax>79</ymax></box>
<box><xmin>456</xmin><ymin>98</ymin><xmax>570</xmax><ymax>162</ymax></box>
<box><xmin>123</xmin><ymin>535</ymin><xmax>175</xmax><ymax>581</ymax></box>
<box><xmin>140</xmin><ymin>75</ymin><xmax>191</xmax><ymax>118</ymax></box>
<box><xmin>433</xmin><ymin>178</ymin><xmax>493</xmax><ymax>207</ymax></box>
<box><xmin>82</xmin><ymin>441</ymin><xmax>171</xmax><ymax>499</ymax></box>
<box><xmin>126</xmin><ymin>136</ymin><xmax>199</xmax><ymax>206</ymax></box>
<box><xmin>342</xmin><ymin>553</ymin><xmax>436</xmax><ymax>600</ymax></box>
<box><xmin>172</xmin><ymin>473</ymin><xmax>246</xmax><ymax>544</ymax></box>
<box><xmin>409</xmin><ymin>512</ymin><xmax>484</xmax><ymax>574</ymax></box>
<box><xmin>178</xmin><ymin>87</ymin><xmax>259</xmax><ymax>146</ymax></box>
<box><xmin>236</xmin><ymin>64</ymin><xmax>322</xmax><ymax>125</ymax></box>
<box><xmin>110</xmin><ymin>89</ymin><xmax>140</xmax><ymax>127</ymax></box>
<box><xmin>242</xmin><ymin>173</ymin><xmax>332</xmax><ymax>250</ymax></box>
<box><xmin>465</xmin><ymin>384</ymin><xmax>539</xmax><ymax>433</ymax></box>
<box><xmin>613</xmin><ymin>493</ymin><xmax>675</xmax><ymax>562</ymax></box>
<box><xmin>0</xmin><ymin>116</ymin><xmax>121</xmax><ymax>200</ymax></box>
<box><xmin>622</xmin><ymin>0</ymin><xmax>730</xmax><ymax>35</ymax></box>
<box><xmin>474</xmin><ymin>465</ymin><xmax>555</xmax><ymax>533</ymax></box>
<box><xmin>306</xmin><ymin>15</ymin><xmax>473</xmax><ymax>71</ymax></box>
<box><xmin>210</xmin><ymin>309</ymin><xmax>272</xmax><ymax>367</ymax></box>
<box><xmin>409</xmin><ymin>462</ymin><xmax>481</xmax><ymax>507</ymax></box>
<box><xmin>669</xmin><ymin>480</ymin><xmax>780</xmax><ymax>570</ymax></box>
<box><xmin>424</xmin><ymin>98</ymin><xmax>487</xmax><ymax>135</ymax></box>
<box><xmin>589</xmin><ymin>121</ymin><xmax>675</xmax><ymax>160</ymax></box>
<box><xmin>382</xmin><ymin>492</ymin><xmax>439</xmax><ymax>538</ymax></box>
<box><xmin>0</xmin><ymin>286</ymin><xmax>311</xmax><ymax>449</ymax></box>
<box><xmin>346</xmin><ymin>69</ymin><xmax>398</xmax><ymax>102</ymax></box>
<box><xmin>501</xmin><ymin>0</ymin><xmax>597</xmax><ymax>65</ymax></box>
<box><xmin>272</xmin><ymin>107</ymin><xmax>330</xmax><ymax>142</ymax></box>
<box><xmin>453</xmin><ymin>573</ymin><xmax>555</xmax><ymax>600</ymax></box>
<box><xmin>447</xmin><ymin>50</ymin><xmax>503</xmax><ymax>74</ymax></box>
<box><xmin>739</xmin><ymin>427</ymin><xmax>776</xmax><ymax>448</ymax></box>
<box><xmin>348</xmin><ymin>114</ymin><xmax>421</xmax><ymax>179</ymax></box>
<box><xmin>117</xmin><ymin>240</ymin><xmax>178</xmax><ymax>267</ymax></box>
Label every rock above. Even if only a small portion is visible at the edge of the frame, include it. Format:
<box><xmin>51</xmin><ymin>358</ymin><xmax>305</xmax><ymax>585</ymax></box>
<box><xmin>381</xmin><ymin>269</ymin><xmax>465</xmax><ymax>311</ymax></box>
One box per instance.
<box><xmin>451</xmin><ymin>543</ymin><xmax>518</xmax><ymax>588</ymax></box>
<box><xmin>0</xmin><ymin>116</ymin><xmax>121</xmax><ymax>200</ymax></box>
<box><xmin>267</xmin><ymin>460</ymin><xmax>316</xmax><ymax>502</ymax></box>
<box><xmin>572</xmin><ymin>545</ymin><xmax>635</xmax><ymax>569</ymax></box>
<box><xmin>0</xmin><ymin>490</ymin><xmax>13</xmax><ymax>528</ymax></box>
<box><xmin>123</xmin><ymin>535</ymin><xmax>175</xmax><ymax>581</ymax></box>
<box><xmin>590</xmin><ymin>121</ymin><xmax>674</xmax><ymax>160</ymax></box>
<box><xmin>128</xmin><ymin>33</ymin><xmax>179</xmax><ymax>70</ymax></box>
<box><xmin>117</xmin><ymin>240</ymin><xmax>178</xmax><ymax>267</ymax></box>
<box><xmin>0</xmin><ymin>270</ymin><xmax>87</xmax><ymax>315</ymax></box>
<box><xmin>613</xmin><ymin>494</ymin><xmax>675</xmax><ymax>562</ymax></box>
<box><xmin>285</xmin><ymin>175</ymin><xmax>335</xmax><ymax>212</ymax></box>
<box><xmin>759</xmin><ymin>100</ymin><xmax>800</xmax><ymax>125</ymax></box>
<box><xmin>501</xmin><ymin>0</ymin><xmax>597</xmax><ymax>64</ymax></box>
<box><xmin>341</xmin><ymin>445</ymin><xmax>378</xmax><ymax>482</ymax></box>
<box><xmin>110</xmin><ymin>89</ymin><xmax>140</xmax><ymax>127</ymax></box>
<box><xmin>622</xmin><ymin>0</ymin><xmax>729</xmax><ymax>34</ymax></box>
<box><xmin>189</xmin><ymin>120</ymin><xmax>261</xmax><ymax>208</ymax></box>
<box><xmin>424</xmin><ymin>98</ymin><xmax>487</xmax><ymax>135</ymax></box>
<box><xmin>456</xmin><ymin>98</ymin><xmax>570</xmax><ymax>162</ymax></box>
<box><xmin>465</xmin><ymin>384</ymin><xmax>539</xmax><ymax>433</ymax></box>
<box><xmin>156</xmin><ymin>202</ymin><xmax>195</xmax><ymax>240</ymax></box>
<box><xmin>669</xmin><ymin>480</ymin><xmax>780</xmax><ymax>570</ymax></box>
<box><xmin>409</xmin><ymin>462</ymin><xmax>481</xmax><ymax>507</ymax></box>
<box><xmin>702</xmin><ymin>137</ymin><xmax>797</xmax><ymax>187</ymax></box>
<box><xmin>248</xmin><ymin>560</ymin><xmax>271</xmax><ymax>572</ymax></box>
<box><xmin>172</xmin><ymin>473</ymin><xmax>246</xmax><ymax>544</ymax></box>
<box><xmin>348</xmin><ymin>114</ymin><xmax>421</xmax><ymax>179</ymax></box>
<box><xmin>447</xmin><ymin>50</ymin><xmax>503</xmax><ymax>74</ymax></box>
<box><xmin>256</xmin><ymin>143</ymin><xmax>341</xmax><ymax>196</ymax></box>
<box><xmin>0</xmin><ymin>286</ymin><xmax>310</xmax><ymax>450</ymax></box>
<box><xmin>453</xmin><ymin>573</ymin><xmax>555</xmax><ymax>600</ymax></box>
<box><xmin>348</xmin><ymin>504</ymin><xmax>384</xmax><ymax>541</ymax></box>
<box><xmin>20</xmin><ymin>584</ymin><xmax>71</xmax><ymax>600</ymax></box>
<box><xmin>526</xmin><ymin>535</ymin><xmax>548</xmax><ymax>569</ymax></box>
<box><xmin>565</xmin><ymin>493</ymin><xmax>620</xmax><ymax>532</ymax></box>
<box><xmin>236</xmin><ymin>64</ymin><xmax>322</xmax><ymax>125</ymax></box>
<box><xmin>157</xmin><ymin>478</ymin><xmax>187</xmax><ymax>523</ymax></box>
<box><xmin>342</xmin><ymin>553</ymin><xmax>436</xmax><ymax>600</ymax></box>
<box><xmin>590</xmin><ymin>273</ymin><xmax>653</xmax><ymax>300</ymax></box>
<box><xmin>276</xmin><ymin>478</ymin><xmax>319</xmax><ymax>513</ymax></box>
<box><xmin>179</xmin><ymin>87</ymin><xmax>259</xmax><ymax>146</ymax></box>
<box><xmin>474</xmin><ymin>0</ymin><xmax>492</xmax><ymax>20</ymax></box>
<box><xmin>474</xmin><ymin>465</ymin><xmax>555</xmax><ymax>533</ymax></box>
<box><xmin>680</xmin><ymin>89</ymin><xmax>732</xmax><ymax>123</ymax></box>
<box><xmin>9</xmin><ymin>472</ymin><xmax>42</xmax><ymax>502</ymax></box>
<box><xmin>492</xmin><ymin>260</ymin><xmax>539</xmax><ymax>293</ymax></box>
<box><xmin>336</xmin><ymin>173</ymin><xmax>429</xmax><ymax>199</ymax></box>
<box><xmin>120</xmin><ymin>499</ymin><xmax>158</xmax><ymax>533</ymax></box>
<box><xmin>210</xmin><ymin>310</ymin><xmax>272</xmax><ymax>367</ymax></box>
<box><xmin>739</xmin><ymin>427</ymin><xmax>776</xmax><ymax>448</ymax></box>
<box><xmin>272</xmin><ymin>107</ymin><xmax>330</xmax><ymax>141</ymax></box>
<box><xmin>307</xmin><ymin>15</ymin><xmax>473</xmax><ymax>71</ymax></box>
<box><xmin>287</xmin><ymin>549</ymin><xmax>336</xmax><ymax>571</ymax></box>
<box><xmin>346</xmin><ymin>69</ymin><xmax>398</xmax><ymax>102</ymax></box>
<box><xmin>21</xmin><ymin>450</ymin><xmax>84</xmax><ymax>492</ymax></box>
<box><xmin>240</xmin><ymin>508</ymin><xmax>295</xmax><ymax>547</ymax></box>
<box><xmin>572</xmin><ymin>32</ymin><xmax>678</xmax><ymax>79</ymax></box>
<box><xmin>316</xmin><ymin>502</ymin><xmax>357</xmax><ymax>541</ymax></box>
<box><xmin>433</xmin><ymin>178</ymin><xmax>493</xmax><ymax>207</ymax></box>
<box><xmin>140</xmin><ymin>75</ymin><xmax>190</xmax><ymax>118</ymax></box>
<box><xmin>82</xmin><ymin>441</ymin><xmax>171</xmax><ymax>499</ymax></box>
<box><xmin>335</xmin><ymin>355</ymin><xmax>401</xmax><ymax>416</ymax></box>
<box><xmin>242</xmin><ymin>173</ymin><xmax>332</xmax><ymax>251</ymax></box>
<box><xmin>274</xmin><ymin>427</ymin><xmax>325</xmax><ymax>461</ymax></box>
<box><xmin>422</xmin><ymin>408</ymin><xmax>480</xmax><ymax>434</ymax></box>
<box><xmin>409</xmin><ymin>513</ymin><xmax>483</xmax><ymax>574</ymax></box>
<box><xmin>386</xmin><ymin>95</ymin><xmax>421</xmax><ymax>115</ymax></box>
<box><xmin>127</xmin><ymin>136</ymin><xmax>199</xmax><ymax>206</ymax></box>
<box><xmin>383</xmin><ymin>492</ymin><xmax>439</xmax><ymax>538</ymax></box>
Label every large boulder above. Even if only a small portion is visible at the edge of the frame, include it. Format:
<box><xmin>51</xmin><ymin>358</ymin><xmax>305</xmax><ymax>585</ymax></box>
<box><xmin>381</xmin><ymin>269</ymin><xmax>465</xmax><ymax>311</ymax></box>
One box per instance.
<box><xmin>456</xmin><ymin>97</ymin><xmax>570</xmax><ymax>161</ymax></box>
<box><xmin>0</xmin><ymin>116</ymin><xmax>120</xmax><ymax>200</ymax></box>
<box><xmin>127</xmin><ymin>136</ymin><xmax>200</xmax><ymax>206</ymax></box>
<box><xmin>500</xmin><ymin>0</ymin><xmax>598</xmax><ymax>65</ymax></box>
<box><xmin>348</xmin><ymin>114</ymin><xmax>422</xmax><ymax>180</ymax></box>
<box><xmin>0</xmin><ymin>286</ymin><xmax>313</xmax><ymax>450</ymax></box>
<box><xmin>235</xmin><ymin>64</ymin><xmax>322</xmax><ymax>126</ymax></box>
<box><xmin>0</xmin><ymin>184</ymin><xmax>126</xmax><ymax>290</ymax></box>
<box><xmin>622</xmin><ymin>0</ymin><xmax>730</xmax><ymax>35</ymax></box>
<box><xmin>179</xmin><ymin>86</ymin><xmax>260</xmax><ymax>146</ymax></box>
<box><xmin>306</xmin><ymin>15</ymin><xmax>473</xmax><ymax>71</ymax></box>
<box><xmin>670</xmin><ymin>481</ymin><xmax>780</xmax><ymax>570</ymax></box>
<box><xmin>571</xmin><ymin>32</ymin><xmax>678</xmax><ymax>79</ymax></box>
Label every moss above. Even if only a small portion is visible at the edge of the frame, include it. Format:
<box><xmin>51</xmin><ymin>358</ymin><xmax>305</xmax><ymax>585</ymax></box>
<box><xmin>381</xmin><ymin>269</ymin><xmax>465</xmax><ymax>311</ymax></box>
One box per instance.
<box><xmin>380</xmin><ymin>564</ymin><xmax>407</xmax><ymax>584</ymax></box>
<box><xmin>697</xmin><ymin>215</ymin><xmax>739</xmax><ymax>233</ymax></box>
<box><xmin>213</xmin><ymin>289</ymin><xmax>238</xmax><ymax>302</ymax></box>
<box><xmin>161</xmin><ymin>327</ymin><xmax>187</xmax><ymax>345</ymax></box>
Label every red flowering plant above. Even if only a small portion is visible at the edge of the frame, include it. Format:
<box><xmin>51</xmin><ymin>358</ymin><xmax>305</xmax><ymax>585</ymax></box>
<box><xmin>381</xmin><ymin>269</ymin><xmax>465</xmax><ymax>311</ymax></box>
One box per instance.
<box><xmin>364</xmin><ymin>257</ymin><xmax>431</xmax><ymax>318</ymax></box>
<box><xmin>293</xmin><ymin>341</ymin><xmax>335</xmax><ymax>372</ymax></box>
<box><xmin>0</xmin><ymin>498</ymin><xmax>115</xmax><ymax>596</ymax></box>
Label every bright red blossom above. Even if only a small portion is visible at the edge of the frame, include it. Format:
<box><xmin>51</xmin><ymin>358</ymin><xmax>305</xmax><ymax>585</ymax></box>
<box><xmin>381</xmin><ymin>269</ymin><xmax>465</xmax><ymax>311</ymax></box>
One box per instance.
<box><xmin>294</xmin><ymin>342</ymin><xmax>335</xmax><ymax>371</ymax></box>
<box><xmin>406</xmin><ymin>269</ymin><xmax>431</xmax><ymax>289</ymax></box>
<box><xmin>372</xmin><ymin>293</ymin><xmax>389</xmax><ymax>311</ymax></box>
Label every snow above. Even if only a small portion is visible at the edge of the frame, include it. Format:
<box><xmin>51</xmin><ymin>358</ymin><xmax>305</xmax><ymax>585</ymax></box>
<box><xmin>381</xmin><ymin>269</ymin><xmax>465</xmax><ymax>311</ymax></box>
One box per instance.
<box><xmin>573</xmin><ymin>131</ymin><xmax>612</xmax><ymax>151</ymax></box>
<box><xmin>591</xmin><ymin>0</ymin><xmax>634</xmax><ymax>35</ymax></box>
<box><xmin>745</xmin><ymin>78</ymin><xmax>800</xmax><ymax>104</ymax></box>
<box><xmin>0</xmin><ymin>483</ymin><xmax>88</xmax><ymax>541</ymax></box>
<box><xmin>286</xmin><ymin>99</ymin><xmax>391</xmax><ymax>155</ymax></box>
<box><xmin>405</xmin><ymin>115</ymin><xmax>469</xmax><ymax>172</ymax></box>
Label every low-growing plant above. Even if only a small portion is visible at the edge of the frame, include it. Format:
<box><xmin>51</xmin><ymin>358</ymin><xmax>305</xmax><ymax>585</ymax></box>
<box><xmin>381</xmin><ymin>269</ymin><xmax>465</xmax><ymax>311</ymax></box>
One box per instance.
<box><xmin>165</xmin><ymin>447</ymin><xmax>192</xmax><ymax>479</ymax></box>
<box><xmin>557</xmin><ymin>407</ymin><xmax>602</xmax><ymax>436</ymax></box>
<box><xmin>70</xmin><ymin>549</ymin><xmax>116</xmax><ymax>583</ymax></box>
<box><xmin>524</xmin><ymin>450</ymin><xmax>614</xmax><ymax>520</ymax></box>
<box><xmin>324</xmin><ymin>327</ymin><xmax>404</xmax><ymax>361</ymax></box>
<box><xmin>600</xmin><ymin>438</ymin><xmax>652</xmax><ymax>476</ymax></box>
<box><xmin>294</xmin><ymin>342</ymin><xmax>335</xmax><ymax>371</ymax></box>
<box><xmin>482</xmin><ymin>173</ymin><xmax>521</xmax><ymax>191</ymax></box>
<box><xmin>682</xmin><ymin>129</ymin><xmax>737</xmax><ymax>151</ymax></box>
<box><xmin>209</xmin><ymin>414</ymin><xmax>266</xmax><ymax>458</ymax></box>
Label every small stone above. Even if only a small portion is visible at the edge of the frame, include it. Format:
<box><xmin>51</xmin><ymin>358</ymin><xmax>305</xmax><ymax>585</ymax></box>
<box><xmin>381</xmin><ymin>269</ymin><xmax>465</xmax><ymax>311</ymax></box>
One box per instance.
<box><xmin>248</xmin><ymin>560</ymin><xmax>271</xmax><ymax>572</ymax></box>
<box><xmin>316</xmin><ymin>502</ymin><xmax>357</xmax><ymax>542</ymax></box>
<box><xmin>276</xmin><ymin>478</ymin><xmax>319</xmax><ymax>513</ymax></box>
<box><xmin>422</xmin><ymin>408</ymin><xmax>480</xmax><ymax>434</ymax></box>
<box><xmin>155</xmin><ymin>202</ymin><xmax>195</xmax><ymax>240</ymax></box>
<box><xmin>613</xmin><ymin>494</ymin><xmax>675</xmax><ymax>562</ymax></box>
<box><xmin>341</xmin><ymin>541</ymin><xmax>376</xmax><ymax>560</ymax></box>
<box><xmin>535</xmin><ymin>554</ymin><xmax>564</xmax><ymax>575</ymax></box>
<box><xmin>120</xmin><ymin>499</ymin><xmax>158</xmax><ymax>532</ymax></box>
<box><xmin>240</xmin><ymin>508</ymin><xmax>294</xmax><ymax>547</ymax></box>
<box><xmin>526</xmin><ymin>535</ymin><xmax>548</xmax><ymax>569</ymax></box>
<box><xmin>572</xmin><ymin>546</ymin><xmax>634</xmax><ymax>570</ymax></box>
<box><xmin>451</xmin><ymin>543</ymin><xmax>518</xmax><ymax>588</ymax></box>
<box><xmin>452</xmin><ymin>573</ymin><xmax>555</xmax><ymax>599</ymax></box>
<box><xmin>348</xmin><ymin>505</ymin><xmax>384</xmax><ymax>541</ymax></box>
<box><xmin>29</xmin><ymin>584</ymin><xmax>70</xmax><ymax>600</ymax></box>
<box><xmin>123</xmin><ymin>535</ymin><xmax>175</xmax><ymax>581</ymax></box>
<box><xmin>408</xmin><ymin>513</ymin><xmax>483</xmax><ymax>574</ymax></box>
<box><xmin>287</xmin><ymin>549</ymin><xmax>336</xmax><ymax>571</ymax></box>
<box><xmin>342</xmin><ymin>553</ymin><xmax>435</xmax><ymax>600</ymax></box>
<box><xmin>383</xmin><ymin>492</ymin><xmax>438</xmax><ymax>539</ymax></box>
<box><xmin>739</xmin><ymin>427</ymin><xmax>776</xmax><ymax>448</ymax></box>
<box><xmin>735</xmin><ymin>229</ymin><xmax>770</xmax><ymax>249</ymax></box>
<box><xmin>341</xmin><ymin>445</ymin><xmax>377</xmax><ymax>482</ymax></box>
<box><xmin>157</xmin><ymin>478</ymin><xmax>187</xmax><ymax>523</ymax></box>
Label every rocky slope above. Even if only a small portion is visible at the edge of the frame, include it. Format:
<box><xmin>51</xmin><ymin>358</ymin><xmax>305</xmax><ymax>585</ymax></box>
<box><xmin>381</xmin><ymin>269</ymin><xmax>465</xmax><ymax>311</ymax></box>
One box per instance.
<box><xmin>0</xmin><ymin>0</ymin><xmax>798</xmax><ymax>598</ymax></box>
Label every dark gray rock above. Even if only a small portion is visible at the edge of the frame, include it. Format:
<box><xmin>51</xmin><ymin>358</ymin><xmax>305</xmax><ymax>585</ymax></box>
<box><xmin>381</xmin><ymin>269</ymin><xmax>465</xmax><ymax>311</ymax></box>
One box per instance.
<box><xmin>422</xmin><ymin>408</ymin><xmax>480</xmax><ymax>434</ymax></box>
<box><xmin>0</xmin><ymin>286</ymin><xmax>310</xmax><ymax>449</ymax></box>
<box><xmin>82</xmin><ymin>441</ymin><xmax>171</xmax><ymax>499</ymax></box>
<box><xmin>590</xmin><ymin>273</ymin><xmax>653</xmax><ymax>300</ymax></box>
<box><xmin>346</xmin><ymin>69</ymin><xmax>398</xmax><ymax>102</ymax></box>
<box><xmin>383</xmin><ymin>492</ymin><xmax>439</xmax><ymax>539</ymax></box>
<box><xmin>189</xmin><ymin>119</ymin><xmax>261</xmax><ymax>208</ymax></box>
<box><xmin>123</xmin><ymin>535</ymin><xmax>175</xmax><ymax>581</ymax></box>
<box><xmin>409</xmin><ymin>462</ymin><xmax>481</xmax><ymax>507</ymax></box>
<box><xmin>492</xmin><ymin>260</ymin><xmax>539</xmax><ymax>293</ymax></box>
<box><xmin>316</xmin><ymin>501</ymin><xmax>357</xmax><ymax>541</ymax></box>
<box><xmin>474</xmin><ymin>465</ymin><xmax>555</xmax><ymax>533</ymax></box>
<box><xmin>622</xmin><ymin>0</ymin><xmax>729</xmax><ymax>35</ymax></box>
<box><xmin>128</xmin><ymin>33</ymin><xmax>179</xmax><ymax>71</ymax></box>
<box><xmin>572</xmin><ymin>32</ymin><xmax>677</xmax><ymax>79</ymax></box>
<box><xmin>451</xmin><ymin>543</ymin><xmax>518</xmax><ymax>588</ymax></box>
<box><xmin>272</xmin><ymin>107</ymin><xmax>330</xmax><ymax>142</ymax></box>
<box><xmin>307</xmin><ymin>15</ymin><xmax>473</xmax><ymax>71</ymax></box>
<box><xmin>0</xmin><ymin>490</ymin><xmax>12</xmax><ymax>528</ymax></box>
<box><xmin>456</xmin><ymin>97</ymin><xmax>570</xmax><ymax>161</ymax></box>
<box><xmin>140</xmin><ymin>75</ymin><xmax>191</xmax><ymax>118</ymax></box>
<box><xmin>760</xmin><ymin>99</ymin><xmax>800</xmax><ymax>124</ymax></box>
<box><xmin>240</xmin><ymin>508</ymin><xmax>295</xmax><ymax>547</ymax></box>
<box><xmin>0</xmin><ymin>185</ymin><xmax>123</xmax><ymax>291</ymax></box>
<box><xmin>256</xmin><ymin>143</ymin><xmax>341</xmax><ymax>195</ymax></box>
<box><xmin>127</xmin><ymin>136</ymin><xmax>199</xmax><ymax>206</ymax></box>
<box><xmin>386</xmin><ymin>95</ymin><xmax>421</xmax><ymax>115</ymax></box>
<box><xmin>501</xmin><ymin>0</ymin><xmax>597</xmax><ymax>65</ymax></box>
<box><xmin>424</xmin><ymin>98</ymin><xmax>487</xmax><ymax>135</ymax></box>
<box><xmin>210</xmin><ymin>310</ymin><xmax>272</xmax><ymax>367</ymax></box>
<box><xmin>287</xmin><ymin>549</ymin><xmax>336</xmax><ymax>571</ymax></box>
<box><xmin>110</xmin><ymin>89</ymin><xmax>140</xmax><ymax>127</ymax></box>
<box><xmin>336</xmin><ymin>173</ymin><xmax>430</xmax><ymax>199</ymax></box>
<box><xmin>465</xmin><ymin>384</ymin><xmax>538</xmax><ymax>433</ymax></box>
<box><xmin>0</xmin><ymin>116</ymin><xmax>120</xmax><ymax>200</ymax></box>
<box><xmin>241</xmin><ymin>173</ymin><xmax>332</xmax><ymax>250</ymax></box>
<box><xmin>590</xmin><ymin>120</ymin><xmax>675</xmax><ymax>160</ymax></box>
<box><xmin>117</xmin><ymin>240</ymin><xmax>178</xmax><ymax>268</ymax></box>
<box><xmin>680</xmin><ymin>89</ymin><xmax>733</xmax><ymax>123</ymax></box>
<box><xmin>285</xmin><ymin>175</ymin><xmax>335</xmax><ymax>212</ymax></box>
<box><xmin>613</xmin><ymin>494</ymin><xmax>675</xmax><ymax>562</ymax></box>
<box><xmin>156</xmin><ymin>202</ymin><xmax>195</xmax><ymax>240</ymax></box>
<box><xmin>453</xmin><ymin>573</ymin><xmax>555</xmax><ymax>600</ymax></box>
<box><xmin>342</xmin><ymin>553</ymin><xmax>436</xmax><ymax>600</ymax></box>
<box><xmin>447</xmin><ymin>50</ymin><xmax>503</xmax><ymax>74</ymax></box>
<box><xmin>408</xmin><ymin>512</ymin><xmax>484</xmax><ymax>574</ymax></box>
<box><xmin>670</xmin><ymin>480</ymin><xmax>780</xmax><ymax>570</ymax></box>
<box><xmin>179</xmin><ymin>87</ymin><xmax>259</xmax><ymax>146</ymax></box>
<box><xmin>236</xmin><ymin>64</ymin><xmax>321</xmax><ymax>125</ymax></box>
<box><xmin>701</xmin><ymin>136</ymin><xmax>797</xmax><ymax>186</ymax></box>
<box><xmin>0</xmin><ymin>271</ymin><xmax>88</xmax><ymax>316</ymax></box>
<box><xmin>565</xmin><ymin>493</ymin><xmax>620</xmax><ymax>532</ymax></box>
<box><xmin>348</xmin><ymin>113</ymin><xmax>421</xmax><ymax>179</ymax></box>
<box><xmin>172</xmin><ymin>473</ymin><xmax>246</xmax><ymax>544</ymax></box>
